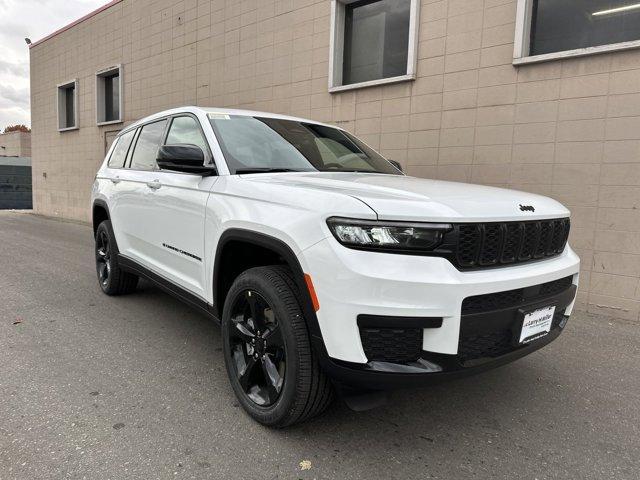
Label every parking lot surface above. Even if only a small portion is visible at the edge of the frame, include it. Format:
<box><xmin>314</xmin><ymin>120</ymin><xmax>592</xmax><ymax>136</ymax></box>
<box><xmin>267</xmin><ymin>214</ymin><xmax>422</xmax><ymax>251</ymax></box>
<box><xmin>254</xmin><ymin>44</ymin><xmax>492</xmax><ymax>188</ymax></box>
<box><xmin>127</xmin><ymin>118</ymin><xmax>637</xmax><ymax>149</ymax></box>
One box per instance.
<box><xmin>1</xmin><ymin>211</ymin><xmax>639</xmax><ymax>479</ymax></box>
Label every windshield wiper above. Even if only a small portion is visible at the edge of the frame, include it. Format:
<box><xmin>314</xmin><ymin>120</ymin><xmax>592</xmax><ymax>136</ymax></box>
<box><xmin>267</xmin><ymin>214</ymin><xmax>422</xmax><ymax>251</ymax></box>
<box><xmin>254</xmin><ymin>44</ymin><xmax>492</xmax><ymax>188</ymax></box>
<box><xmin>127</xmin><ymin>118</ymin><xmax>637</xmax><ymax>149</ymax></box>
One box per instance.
<box><xmin>234</xmin><ymin>168</ymin><xmax>307</xmax><ymax>174</ymax></box>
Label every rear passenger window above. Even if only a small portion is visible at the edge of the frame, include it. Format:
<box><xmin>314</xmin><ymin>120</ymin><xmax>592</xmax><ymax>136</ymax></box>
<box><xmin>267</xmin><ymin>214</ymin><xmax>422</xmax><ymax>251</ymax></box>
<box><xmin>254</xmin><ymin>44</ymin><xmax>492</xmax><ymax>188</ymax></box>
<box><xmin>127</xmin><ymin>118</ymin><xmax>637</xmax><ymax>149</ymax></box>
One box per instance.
<box><xmin>129</xmin><ymin>119</ymin><xmax>167</xmax><ymax>171</ymax></box>
<box><xmin>166</xmin><ymin>116</ymin><xmax>208</xmax><ymax>153</ymax></box>
<box><xmin>107</xmin><ymin>130</ymin><xmax>135</xmax><ymax>168</ymax></box>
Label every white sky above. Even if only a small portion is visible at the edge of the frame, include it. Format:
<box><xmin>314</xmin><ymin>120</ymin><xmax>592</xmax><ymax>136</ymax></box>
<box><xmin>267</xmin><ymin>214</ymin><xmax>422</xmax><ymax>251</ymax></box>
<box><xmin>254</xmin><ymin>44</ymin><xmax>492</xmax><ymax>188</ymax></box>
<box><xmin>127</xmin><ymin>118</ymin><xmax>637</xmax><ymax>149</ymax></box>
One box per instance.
<box><xmin>0</xmin><ymin>0</ymin><xmax>107</xmax><ymax>129</ymax></box>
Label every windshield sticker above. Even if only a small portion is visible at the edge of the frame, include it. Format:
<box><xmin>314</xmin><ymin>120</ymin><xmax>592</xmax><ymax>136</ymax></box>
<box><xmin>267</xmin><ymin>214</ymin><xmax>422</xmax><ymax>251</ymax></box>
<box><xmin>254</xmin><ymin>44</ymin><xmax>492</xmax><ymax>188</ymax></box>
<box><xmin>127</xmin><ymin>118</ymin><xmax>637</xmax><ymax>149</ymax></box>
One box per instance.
<box><xmin>207</xmin><ymin>113</ymin><xmax>230</xmax><ymax>120</ymax></box>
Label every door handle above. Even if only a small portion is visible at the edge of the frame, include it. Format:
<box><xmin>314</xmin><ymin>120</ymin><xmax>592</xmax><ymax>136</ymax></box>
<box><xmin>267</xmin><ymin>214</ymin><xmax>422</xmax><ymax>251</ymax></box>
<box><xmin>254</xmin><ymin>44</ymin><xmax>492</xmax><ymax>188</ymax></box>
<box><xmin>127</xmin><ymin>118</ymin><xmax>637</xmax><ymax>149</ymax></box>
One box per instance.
<box><xmin>146</xmin><ymin>180</ymin><xmax>162</xmax><ymax>190</ymax></box>
<box><xmin>111</xmin><ymin>176</ymin><xmax>121</xmax><ymax>185</ymax></box>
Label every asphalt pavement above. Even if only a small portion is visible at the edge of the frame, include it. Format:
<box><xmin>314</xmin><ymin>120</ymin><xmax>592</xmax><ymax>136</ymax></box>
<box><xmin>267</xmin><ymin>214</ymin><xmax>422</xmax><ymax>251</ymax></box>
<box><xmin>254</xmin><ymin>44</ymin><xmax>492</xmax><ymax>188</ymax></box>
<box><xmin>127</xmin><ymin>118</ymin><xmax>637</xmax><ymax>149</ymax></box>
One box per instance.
<box><xmin>0</xmin><ymin>211</ymin><xmax>638</xmax><ymax>479</ymax></box>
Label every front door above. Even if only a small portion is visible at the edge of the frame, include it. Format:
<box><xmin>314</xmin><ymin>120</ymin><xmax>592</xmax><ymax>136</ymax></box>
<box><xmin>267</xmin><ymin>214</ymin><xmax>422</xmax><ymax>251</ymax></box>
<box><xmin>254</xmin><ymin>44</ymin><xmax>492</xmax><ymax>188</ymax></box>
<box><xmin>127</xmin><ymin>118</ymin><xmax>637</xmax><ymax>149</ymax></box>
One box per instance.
<box><xmin>113</xmin><ymin>118</ymin><xmax>169</xmax><ymax>269</ymax></box>
<box><xmin>133</xmin><ymin>115</ymin><xmax>216</xmax><ymax>298</ymax></box>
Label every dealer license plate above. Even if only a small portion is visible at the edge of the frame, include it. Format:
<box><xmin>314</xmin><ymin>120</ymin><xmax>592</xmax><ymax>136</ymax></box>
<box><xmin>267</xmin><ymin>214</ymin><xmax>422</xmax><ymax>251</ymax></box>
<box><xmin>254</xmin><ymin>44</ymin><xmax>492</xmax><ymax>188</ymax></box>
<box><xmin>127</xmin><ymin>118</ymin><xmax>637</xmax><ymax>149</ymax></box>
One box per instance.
<box><xmin>519</xmin><ymin>306</ymin><xmax>556</xmax><ymax>344</ymax></box>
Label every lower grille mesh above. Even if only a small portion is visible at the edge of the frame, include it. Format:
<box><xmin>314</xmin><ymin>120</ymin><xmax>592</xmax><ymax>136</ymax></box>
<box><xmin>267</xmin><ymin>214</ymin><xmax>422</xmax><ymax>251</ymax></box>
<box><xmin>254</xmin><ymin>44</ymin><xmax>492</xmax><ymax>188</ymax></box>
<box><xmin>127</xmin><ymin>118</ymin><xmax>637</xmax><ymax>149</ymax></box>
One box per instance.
<box><xmin>360</xmin><ymin>328</ymin><xmax>422</xmax><ymax>364</ymax></box>
<box><xmin>458</xmin><ymin>311</ymin><xmax>565</xmax><ymax>363</ymax></box>
<box><xmin>461</xmin><ymin>275</ymin><xmax>574</xmax><ymax>315</ymax></box>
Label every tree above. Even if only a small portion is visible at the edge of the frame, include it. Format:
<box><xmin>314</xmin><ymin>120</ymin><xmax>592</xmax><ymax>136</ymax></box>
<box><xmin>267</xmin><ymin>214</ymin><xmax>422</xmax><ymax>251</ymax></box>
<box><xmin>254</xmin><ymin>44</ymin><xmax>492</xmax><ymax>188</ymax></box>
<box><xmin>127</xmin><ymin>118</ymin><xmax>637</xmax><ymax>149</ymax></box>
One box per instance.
<box><xmin>3</xmin><ymin>125</ymin><xmax>31</xmax><ymax>133</ymax></box>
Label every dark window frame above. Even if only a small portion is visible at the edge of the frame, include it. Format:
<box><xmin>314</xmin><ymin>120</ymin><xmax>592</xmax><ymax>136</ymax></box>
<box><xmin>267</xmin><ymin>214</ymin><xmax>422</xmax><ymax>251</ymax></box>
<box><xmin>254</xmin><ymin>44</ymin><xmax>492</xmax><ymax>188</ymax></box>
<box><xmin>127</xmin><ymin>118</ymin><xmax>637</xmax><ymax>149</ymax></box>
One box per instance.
<box><xmin>57</xmin><ymin>79</ymin><xmax>78</xmax><ymax>132</ymax></box>
<box><xmin>514</xmin><ymin>0</ymin><xmax>640</xmax><ymax>64</ymax></box>
<box><xmin>107</xmin><ymin>129</ymin><xmax>137</xmax><ymax>169</ymax></box>
<box><xmin>111</xmin><ymin>113</ymin><xmax>217</xmax><ymax>173</ymax></box>
<box><xmin>96</xmin><ymin>65</ymin><xmax>123</xmax><ymax>125</ymax></box>
<box><xmin>342</xmin><ymin>0</ymin><xmax>411</xmax><ymax>86</ymax></box>
<box><xmin>126</xmin><ymin>118</ymin><xmax>170</xmax><ymax>171</ymax></box>
<box><xmin>329</xmin><ymin>0</ymin><xmax>419</xmax><ymax>92</ymax></box>
<box><xmin>164</xmin><ymin>114</ymin><xmax>215</xmax><ymax>166</ymax></box>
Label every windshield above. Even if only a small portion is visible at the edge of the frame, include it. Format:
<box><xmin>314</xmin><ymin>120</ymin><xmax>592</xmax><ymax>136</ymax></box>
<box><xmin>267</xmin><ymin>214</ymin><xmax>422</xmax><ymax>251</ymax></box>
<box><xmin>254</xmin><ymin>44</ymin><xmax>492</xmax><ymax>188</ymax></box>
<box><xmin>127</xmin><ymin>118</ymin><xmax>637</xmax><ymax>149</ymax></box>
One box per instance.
<box><xmin>208</xmin><ymin>114</ymin><xmax>401</xmax><ymax>175</ymax></box>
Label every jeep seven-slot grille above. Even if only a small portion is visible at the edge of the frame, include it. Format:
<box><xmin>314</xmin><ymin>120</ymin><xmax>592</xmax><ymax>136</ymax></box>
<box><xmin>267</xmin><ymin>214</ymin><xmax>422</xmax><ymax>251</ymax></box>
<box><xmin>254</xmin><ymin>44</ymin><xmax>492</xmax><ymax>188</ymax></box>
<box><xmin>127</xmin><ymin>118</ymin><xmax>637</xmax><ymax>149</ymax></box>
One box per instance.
<box><xmin>461</xmin><ymin>275</ymin><xmax>574</xmax><ymax>315</ymax></box>
<box><xmin>454</xmin><ymin>218</ymin><xmax>570</xmax><ymax>269</ymax></box>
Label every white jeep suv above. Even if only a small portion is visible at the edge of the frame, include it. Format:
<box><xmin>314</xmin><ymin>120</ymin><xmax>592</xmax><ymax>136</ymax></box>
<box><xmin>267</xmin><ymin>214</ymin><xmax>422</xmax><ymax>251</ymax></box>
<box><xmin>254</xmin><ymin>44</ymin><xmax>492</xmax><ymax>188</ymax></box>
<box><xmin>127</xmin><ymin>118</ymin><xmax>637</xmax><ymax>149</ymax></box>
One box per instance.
<box><xmin>92</xmin><ymin>107</ymin><xmax>580</xmax><ymax>427</ymax></box>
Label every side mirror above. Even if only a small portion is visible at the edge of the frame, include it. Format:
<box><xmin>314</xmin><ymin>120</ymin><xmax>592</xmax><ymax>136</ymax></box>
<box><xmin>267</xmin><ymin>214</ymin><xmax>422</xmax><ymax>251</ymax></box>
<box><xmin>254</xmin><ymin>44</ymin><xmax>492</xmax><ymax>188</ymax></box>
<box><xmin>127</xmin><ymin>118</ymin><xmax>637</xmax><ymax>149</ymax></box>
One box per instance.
<box><xmin>157</xmin><ymin>144</ymin><xmax>216</xmax><ymax>175</ymax></box>
<box><xmin>388</xmin><ymin>159</ymin><xmax>403</xmax><ymax>172</ymax></box>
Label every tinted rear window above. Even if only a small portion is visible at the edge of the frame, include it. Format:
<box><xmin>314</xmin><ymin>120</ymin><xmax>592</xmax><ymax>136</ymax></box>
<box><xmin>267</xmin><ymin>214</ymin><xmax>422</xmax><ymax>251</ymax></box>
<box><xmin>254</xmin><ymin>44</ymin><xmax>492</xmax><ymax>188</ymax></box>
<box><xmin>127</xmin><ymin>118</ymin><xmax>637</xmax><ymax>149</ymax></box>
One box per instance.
<box><xmin>107</xmin><ymin>129</ymin><xmax>136</xmax><ymax>168</ymax></box>
<box><xmin>129</xmin><ymin>120</ymin><xmax>167</xmax><ymax>171</ymax></box>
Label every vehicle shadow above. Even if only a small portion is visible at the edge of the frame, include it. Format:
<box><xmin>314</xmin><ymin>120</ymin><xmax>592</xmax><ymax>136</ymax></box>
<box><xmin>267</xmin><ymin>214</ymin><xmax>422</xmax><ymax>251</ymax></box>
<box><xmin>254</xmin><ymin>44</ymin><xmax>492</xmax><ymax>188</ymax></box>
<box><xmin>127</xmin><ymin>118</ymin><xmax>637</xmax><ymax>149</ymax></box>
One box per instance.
<box><xmin>121</xmin><ymin>280</ymin><xmax>595</xmax><ymax>479</ymax></box>
<box><xmin>130</xmin><ymin>278</ymin><xmax>563</xmax><ymax>433</ymax></box>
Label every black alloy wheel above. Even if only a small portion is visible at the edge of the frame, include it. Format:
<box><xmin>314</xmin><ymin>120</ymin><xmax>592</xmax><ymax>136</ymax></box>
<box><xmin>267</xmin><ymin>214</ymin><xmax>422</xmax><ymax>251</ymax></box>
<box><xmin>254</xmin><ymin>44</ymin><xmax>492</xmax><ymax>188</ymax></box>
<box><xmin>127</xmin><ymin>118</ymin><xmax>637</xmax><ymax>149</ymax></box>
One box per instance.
<box><xmin>94</xmin><ymin>220</ymin><xmax>138</xmax><ymax>295</ymax></box>
<box><xmin>95</xmin><ymin>228</ymin><xmax>112</xmax><ymax>287</ymax></box>
<box><xmin>228</xmin><ymin>290</ymin><xmax>286</xmax><ymax>406</ymax></box>
<box><xmin>221</xmin><ymin>266</ymin><xmax>333</xmax><ymax>427</ymax></box>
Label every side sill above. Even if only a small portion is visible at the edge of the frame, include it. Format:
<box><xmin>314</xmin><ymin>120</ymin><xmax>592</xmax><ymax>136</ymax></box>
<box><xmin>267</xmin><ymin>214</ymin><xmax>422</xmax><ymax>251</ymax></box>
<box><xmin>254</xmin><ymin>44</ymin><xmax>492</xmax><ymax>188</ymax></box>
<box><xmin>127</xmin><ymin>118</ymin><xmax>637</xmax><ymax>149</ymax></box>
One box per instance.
<box><xmin>118</xmin><ymin>254</ymin><xmax>219</xmax><ymax>323</ymax></box>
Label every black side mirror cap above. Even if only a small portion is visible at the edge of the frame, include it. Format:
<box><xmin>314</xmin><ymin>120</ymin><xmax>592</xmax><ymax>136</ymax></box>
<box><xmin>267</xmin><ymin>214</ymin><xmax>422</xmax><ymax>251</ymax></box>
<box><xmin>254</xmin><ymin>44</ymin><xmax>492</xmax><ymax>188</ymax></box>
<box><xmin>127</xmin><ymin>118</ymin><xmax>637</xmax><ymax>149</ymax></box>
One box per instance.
<box><xmin>388</xmin><ymin>159</ymin><xmax>403</xmax><ymax>172</ymax></box>
<box><xmin>157</xmin><ymin>144</ymin><xmax>216</xmax><ymax>176</ymax></box>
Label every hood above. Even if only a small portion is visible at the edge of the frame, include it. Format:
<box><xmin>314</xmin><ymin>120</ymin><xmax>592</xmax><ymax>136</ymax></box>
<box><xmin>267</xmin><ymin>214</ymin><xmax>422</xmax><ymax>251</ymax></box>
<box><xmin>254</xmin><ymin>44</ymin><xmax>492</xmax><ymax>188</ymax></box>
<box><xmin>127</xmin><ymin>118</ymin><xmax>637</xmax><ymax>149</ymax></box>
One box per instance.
<box><xmin>240</xmin><ymin>172</ymin><xmax>570</xmax><ymax>222</ymax></box>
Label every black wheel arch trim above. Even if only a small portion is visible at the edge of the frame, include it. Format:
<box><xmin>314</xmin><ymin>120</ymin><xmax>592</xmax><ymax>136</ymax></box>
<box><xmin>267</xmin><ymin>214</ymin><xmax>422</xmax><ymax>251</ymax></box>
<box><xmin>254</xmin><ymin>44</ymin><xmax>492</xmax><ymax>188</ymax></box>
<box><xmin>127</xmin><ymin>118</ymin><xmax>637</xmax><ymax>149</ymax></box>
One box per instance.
<box><xmin>212</xmin><ymin>228</ymin><xmax>325</xmax><ymax>345</ymax></box>
<box><xmin>92</xmin><ymin>199</ymin><xmax>111</xmax><ymax>233</ymax></box>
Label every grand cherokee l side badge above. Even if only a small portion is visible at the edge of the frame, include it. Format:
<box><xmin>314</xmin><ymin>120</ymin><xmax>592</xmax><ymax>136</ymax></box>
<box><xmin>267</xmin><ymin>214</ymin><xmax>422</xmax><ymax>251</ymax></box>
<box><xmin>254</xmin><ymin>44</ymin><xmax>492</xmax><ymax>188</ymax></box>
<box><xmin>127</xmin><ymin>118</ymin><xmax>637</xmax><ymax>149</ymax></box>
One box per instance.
<box><xmin>519</xmin><ymin>204</ymin><xmax>535</xmax><ymax>212</ymax></box>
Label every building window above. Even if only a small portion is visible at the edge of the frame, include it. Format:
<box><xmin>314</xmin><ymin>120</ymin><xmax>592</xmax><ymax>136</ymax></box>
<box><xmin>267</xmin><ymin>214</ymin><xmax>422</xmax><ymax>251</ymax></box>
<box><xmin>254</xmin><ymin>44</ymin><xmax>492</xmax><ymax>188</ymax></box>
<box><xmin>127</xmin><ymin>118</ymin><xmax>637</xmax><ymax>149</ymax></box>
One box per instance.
<box><xmin>329</xmin><ymin>0</ymin><xmax>419</xmax><ymax>92</ymax></box>
<box><xmin>57</xmin><ymin>80</ymin><xmax>78</xmax><ymax>131</ymax></box>
<box><xmin>96</xmin><ymin>65</ymin><xmax>123</xmax><ymax>125</ymax></box>
<box><xmin>514</xmin><ymin>0</ymin><xmax>640</xmax><ymax>64</ymax></box>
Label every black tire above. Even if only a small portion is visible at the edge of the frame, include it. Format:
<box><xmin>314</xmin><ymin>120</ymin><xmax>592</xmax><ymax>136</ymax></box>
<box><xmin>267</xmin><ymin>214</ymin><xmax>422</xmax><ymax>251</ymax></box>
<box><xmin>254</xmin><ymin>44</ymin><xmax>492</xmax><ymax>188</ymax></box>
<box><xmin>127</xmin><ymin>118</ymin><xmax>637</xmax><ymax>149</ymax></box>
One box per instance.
<box><xmin>221</xmin><ymin>265</ymin><xmax>333</xmax><ymax>427</ymax></box>
<box><xmin>95</xmin><ymin>220</ymin><xmax>138</xmax><ymax>296</ymax></box>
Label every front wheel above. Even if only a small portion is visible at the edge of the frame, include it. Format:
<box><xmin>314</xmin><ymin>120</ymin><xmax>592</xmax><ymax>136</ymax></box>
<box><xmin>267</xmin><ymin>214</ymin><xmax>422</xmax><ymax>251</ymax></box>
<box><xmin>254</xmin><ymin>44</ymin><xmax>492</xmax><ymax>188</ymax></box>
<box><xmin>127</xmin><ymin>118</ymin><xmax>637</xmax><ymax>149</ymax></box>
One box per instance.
<box><xmin>221</xmin><ymin>266</ymin><xmax>333</xmax><ymax>427</ymax></box>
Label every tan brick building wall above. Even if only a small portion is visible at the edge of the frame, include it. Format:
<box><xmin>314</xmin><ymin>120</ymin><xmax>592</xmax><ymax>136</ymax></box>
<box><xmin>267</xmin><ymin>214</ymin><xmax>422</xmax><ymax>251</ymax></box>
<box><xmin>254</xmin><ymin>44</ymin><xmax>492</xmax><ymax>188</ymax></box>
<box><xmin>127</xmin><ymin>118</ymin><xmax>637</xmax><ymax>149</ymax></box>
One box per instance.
<box><xmin>29</xmin><ymin>0</ymin><xmax>640</xmax><ymax>319</ymax></box>
<box><xmin>0</xmin><ymin>131</ymin><xmax>31</xmax><ymax>158</ymax></box>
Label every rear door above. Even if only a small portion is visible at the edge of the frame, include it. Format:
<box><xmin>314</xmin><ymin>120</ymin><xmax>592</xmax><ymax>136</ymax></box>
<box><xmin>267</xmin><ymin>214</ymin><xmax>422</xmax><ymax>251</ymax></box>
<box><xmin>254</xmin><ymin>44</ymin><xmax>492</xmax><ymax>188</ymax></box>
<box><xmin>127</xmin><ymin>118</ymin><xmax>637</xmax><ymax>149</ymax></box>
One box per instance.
<box><xmin>112</xmin><ymin>118</ymin><xmax>168</xmax><ymax>267</ymax></box>
<box><xmin>144</xmin><ymin>114</ymin><xmax>217</xmax><ymax>298</ymax></box>
<box><xmin>102</xmin><ymin>128</ymin><xmax>137</xmax><ymax>248</ymax></box>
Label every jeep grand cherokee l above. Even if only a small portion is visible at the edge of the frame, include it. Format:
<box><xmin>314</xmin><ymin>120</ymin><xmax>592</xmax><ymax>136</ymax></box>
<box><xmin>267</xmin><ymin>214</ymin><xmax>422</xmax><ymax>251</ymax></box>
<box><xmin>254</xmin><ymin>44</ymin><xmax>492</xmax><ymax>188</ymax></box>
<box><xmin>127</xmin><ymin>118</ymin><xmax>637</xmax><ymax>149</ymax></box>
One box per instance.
<box><xmin>91</xmin><ymin>107</ymin><xmax>580</xmax><ymax>427</ymax></box>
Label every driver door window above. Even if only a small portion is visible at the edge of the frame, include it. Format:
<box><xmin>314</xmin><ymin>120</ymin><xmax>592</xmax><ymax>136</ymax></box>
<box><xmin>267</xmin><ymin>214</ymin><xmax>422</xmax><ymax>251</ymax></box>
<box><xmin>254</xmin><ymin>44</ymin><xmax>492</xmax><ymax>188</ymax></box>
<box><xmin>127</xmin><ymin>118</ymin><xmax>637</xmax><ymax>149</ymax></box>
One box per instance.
<box><xmin>166</xmin><ymin>116</ymin><xmax>209</xmax><ymax>153</ymax></box>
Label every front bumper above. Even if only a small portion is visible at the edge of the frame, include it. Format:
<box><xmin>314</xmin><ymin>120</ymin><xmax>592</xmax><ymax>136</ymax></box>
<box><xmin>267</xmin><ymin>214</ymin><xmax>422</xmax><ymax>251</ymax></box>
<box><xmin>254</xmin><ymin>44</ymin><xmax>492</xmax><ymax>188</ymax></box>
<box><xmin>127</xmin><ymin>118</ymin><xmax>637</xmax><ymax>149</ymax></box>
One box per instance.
<box><xmin>313</xmin><ymin>286</ymin><xmax>574</xmax><ymax>390</ymax></box>
<box><xmin>315</xmin><ymin>323</ymin><xmax>566</xmax><ymax>390</ymax></box>
<box><xmin>301</xmin><ymin>236</ymin><xmax>580</xmax><ymax>383</ymax></box>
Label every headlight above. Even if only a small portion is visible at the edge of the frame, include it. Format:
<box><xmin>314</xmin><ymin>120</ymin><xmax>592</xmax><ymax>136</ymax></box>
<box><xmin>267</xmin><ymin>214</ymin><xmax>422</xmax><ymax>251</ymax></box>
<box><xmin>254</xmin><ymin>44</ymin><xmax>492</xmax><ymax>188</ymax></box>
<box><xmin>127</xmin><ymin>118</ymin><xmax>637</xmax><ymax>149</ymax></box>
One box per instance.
<box><xmin>327</xmin><ymin>217</ymin><xmax>451</xmax><ymax>252</ymax></box>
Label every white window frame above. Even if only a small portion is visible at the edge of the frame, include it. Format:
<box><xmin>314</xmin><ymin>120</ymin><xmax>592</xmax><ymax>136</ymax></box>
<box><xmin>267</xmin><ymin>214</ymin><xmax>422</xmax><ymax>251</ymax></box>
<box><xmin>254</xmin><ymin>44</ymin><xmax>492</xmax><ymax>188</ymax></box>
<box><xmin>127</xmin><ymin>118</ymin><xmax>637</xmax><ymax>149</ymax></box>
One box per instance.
<box><xmin>514</xmin><ymin>0</ymin><xmax>640</xmax><ymax>65</ymax></box>
<box><xmin>328</xmin><ymin>0</ymin><xmax>420</xmax><ymax>93</ymax></box>
<box><xmin>96</xmin><ymin>64</ymin><xmax>123</xmax><ymax>126</ymax></box>
<box><xmin>57</xmin><ymin>79</ymin><xmax>79</xmax><ymax>132</ymax></box>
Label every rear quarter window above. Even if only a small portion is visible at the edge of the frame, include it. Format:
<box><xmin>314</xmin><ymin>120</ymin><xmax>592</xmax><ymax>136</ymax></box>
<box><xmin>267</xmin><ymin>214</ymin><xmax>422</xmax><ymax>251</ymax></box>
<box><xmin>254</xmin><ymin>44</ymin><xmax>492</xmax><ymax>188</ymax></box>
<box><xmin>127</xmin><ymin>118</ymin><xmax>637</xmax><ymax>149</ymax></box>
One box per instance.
<box><xmin>107</xmin><ymin>129</ymin><xmax>136</xmax><ymax>168</ymax></box>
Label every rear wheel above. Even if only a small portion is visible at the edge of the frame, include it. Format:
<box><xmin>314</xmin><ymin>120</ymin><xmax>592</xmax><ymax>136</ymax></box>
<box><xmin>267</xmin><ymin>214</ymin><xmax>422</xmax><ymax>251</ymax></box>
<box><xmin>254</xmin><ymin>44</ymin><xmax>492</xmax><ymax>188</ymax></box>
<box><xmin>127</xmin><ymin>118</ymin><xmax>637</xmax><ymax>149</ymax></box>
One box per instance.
<box><xmin>95</xmin><ymin>220</ymin><xmax>138</xmax><ymax>295</ymax></box>
<box><xmin>221</xmin><ymin>266</ymin><xmax>333</xmax><ymax>427</ymax></box>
